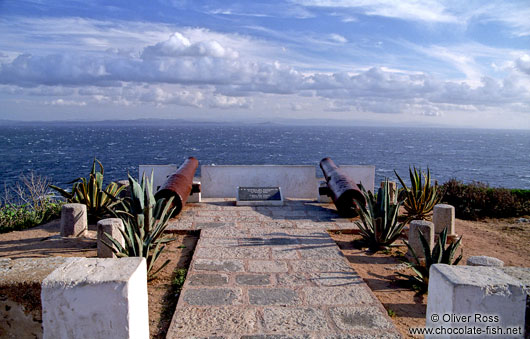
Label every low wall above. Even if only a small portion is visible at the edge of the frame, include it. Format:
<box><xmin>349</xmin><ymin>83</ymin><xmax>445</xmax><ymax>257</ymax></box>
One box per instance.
<box><xmin>139</xmin><ymin>164</ymin><xmax>178</xmax><ymax>191</ymax></box>
<box><xmin>0</xmin><ymin>257</ymin><xmax>147</xmax><ymax>339</ymax></box>
<box><xmin>139</xmin><ymin>164</ymin><xmax>375</xmax><ymax>199</ymax></box>
<box><xmin>201</xmin><ymin>165</ymin><xmax>316</xmax><ymax>198</ymax></box>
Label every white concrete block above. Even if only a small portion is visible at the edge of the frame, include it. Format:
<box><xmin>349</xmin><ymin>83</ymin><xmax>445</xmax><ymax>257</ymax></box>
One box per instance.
<box><xmin>201</xmin><ymin>165</ymin><xmax>317</xmax><ymax>198</ymax></box>
<box><xmin>41</xmin><ymin>257</ymin><xmax>148</xmax><ymax>339</ymax></box>
<box><xmin>408</xmin><ymin>220</ymin><xmax>434</xmax><ymax>258</ymax></box>
<box><xmin>426</xmin><ymin>264</ymin><xmax>527</xmax><ymax>338</ymax></box>
<box><xmin>60</xmin><ymin>203</ymin><xmax>87</xmax><ymax>237</ymax></box>
<box><xmin>433</xmin><ymin>204</ymin><xmax>456</xmax><ymax>235</ymax></box>
<box><xmin>139</xmin><ymin>164</ymin><xmax>178</xmax><ymax>191</ymax></box>
<box><xmin>97</xmin><ymin>218</ymin><xmax>125</xmax><ymax>258</ymax></box>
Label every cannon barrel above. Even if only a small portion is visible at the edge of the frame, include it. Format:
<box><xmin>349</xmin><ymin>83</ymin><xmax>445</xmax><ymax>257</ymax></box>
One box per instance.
<box><xmin>320</xmin><ymin>157</ymin><xmax>366</xmax><ymax>217</ymax></box>
<box><xmin>155</xmin><ymin>157</ymin><xmax>199</xmax><ymax>216</ymax></box>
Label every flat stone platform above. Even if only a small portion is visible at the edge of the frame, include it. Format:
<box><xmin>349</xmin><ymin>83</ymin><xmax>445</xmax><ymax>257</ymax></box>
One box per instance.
<box><xmin>166</xmin><ymin>199</ymin><xmax>401</xmax><ymax>338</ymax></box>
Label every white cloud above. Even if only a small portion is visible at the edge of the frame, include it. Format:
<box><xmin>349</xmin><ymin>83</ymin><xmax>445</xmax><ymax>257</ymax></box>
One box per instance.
<box><xmin>0</xmin><ymin>20</ymin><xmax>528</xmax><ymax>124</ymax></box>
<box><xmin>292</xmin><ymin>0</ymin><xmax>457</xmax><ymax>23</ymax></box>
<box><xmin>516</xmin><ymin>54</ymin><xmax>530</xmax><ymax>75</ymax></box>
<box><xmin>142</xmin><ymin>32</ymin><xmax>239</xmax><ymax>59</ymax></box>
<box><xmin>328</xmin><ymin>33</ymin><xmax>347</xmax><ymax>44</ymax></box>
<box><xmin>45</xmin><ymin>99</ymin><xmax>87</xmax><ymax>106</ymax></box>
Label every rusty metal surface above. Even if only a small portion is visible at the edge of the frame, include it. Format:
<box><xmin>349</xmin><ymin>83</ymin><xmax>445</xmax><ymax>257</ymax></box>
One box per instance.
<box><xmin>320</xmin><ymin>157</ymin><xmax>366</xmax><ymax>217</ymax></box>
<box><xmin>155</xmin><ymin>157</ymin><xmax>199</xmax><ymax>216</ymax></box>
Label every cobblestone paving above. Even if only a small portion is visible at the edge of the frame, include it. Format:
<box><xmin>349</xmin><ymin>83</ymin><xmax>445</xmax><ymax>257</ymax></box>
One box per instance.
<box><xmin>166</xmin><ymin>199</ymin><xmax>401</xmax><ymax>339</ymax></box>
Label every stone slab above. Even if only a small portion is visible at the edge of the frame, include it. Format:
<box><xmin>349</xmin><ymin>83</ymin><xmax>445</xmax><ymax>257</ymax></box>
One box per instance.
<box><xmin>248</xmin><ymin>288</ymin><xmax>300</xmax><ymax>305</ymax></box>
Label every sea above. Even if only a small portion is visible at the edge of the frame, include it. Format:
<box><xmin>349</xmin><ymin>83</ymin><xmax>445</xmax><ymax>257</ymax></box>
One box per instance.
<box><xmin>1</xmin><ymin>122</ymin><xmax>529</xmax><ymax>196</ymax></box>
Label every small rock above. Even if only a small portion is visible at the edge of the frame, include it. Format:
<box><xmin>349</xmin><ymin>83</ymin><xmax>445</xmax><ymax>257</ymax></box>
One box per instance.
<box><xmin>516</xmin><ymin>217</ymin><xmax>529</xmax><ymax>223</ymax></box>
<box><xmin>466</xmin><ymin>255</ymin><xmax>504</xmax><ymax>267</ymax></box>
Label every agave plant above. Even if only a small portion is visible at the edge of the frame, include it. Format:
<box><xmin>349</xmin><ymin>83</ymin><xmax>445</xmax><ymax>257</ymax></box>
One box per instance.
<box><xmin>354</xmin><ymin>179</ymin><xmax>405</xmax><ymax>251</ymax></box>
<box><xmin>104</xmin><ymin>173</ymin><xmax>175</xmax><ymax>280</ymax></box>
<box><xmin>50</xmin><ymin>158</ymin><xmax>124</xmax><ymax>222</ymax></box>
<box><xmin>401</xmin><ymin>226</ymin><xmax>463</xmax><ymax>293</ymax></box>
<box><xmin>394</xmin><ymin>167</ymin><xmax>441</xmax><ymax>223</ymax></box>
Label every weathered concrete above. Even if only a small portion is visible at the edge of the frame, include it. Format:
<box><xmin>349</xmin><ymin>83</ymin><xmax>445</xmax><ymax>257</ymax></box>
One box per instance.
<box><xmin>408</xmin><ymin>220</ymin><xmax>434</xmax><ymax>258</ymax></box>
<box><xmin>97</xmin><ymin>218</ymin><xmax>124</xmax><ymax>258</ymax></box>
<box><xmin>59</xmin><ymin>203</ymin><xmax>87</xmax><ymax>237</ymax></box>
<box><xmin>467</xmin><ymin>255</ymin><xmax>505</xmax><ymax>267</ymax></box>
<box><xmin>433</xmin><ymin>203</ymin><xmax>455</xmax><ymax>235</ymax></box>
<box><xmin>0</xmin><ymin>257</ymin><xmax>75</xmax><ymax>339</ymax></box>
<box><xmin>426</xmin><ymin>264</ymin><xmax>527</xmax><ymax>338</ymax></box>
<box><xmin>41</xmin><ymin>257</ymin><xmax>148</xmax><ymax>339</ymax></box>
<box><xmin>166</xmin><ymin>198</ymin><xmax>400</xmax><ymax>338</ymax></box>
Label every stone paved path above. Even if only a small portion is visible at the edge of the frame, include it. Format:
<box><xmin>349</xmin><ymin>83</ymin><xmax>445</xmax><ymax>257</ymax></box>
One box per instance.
<box><xmin>166</xmin><ymin>199</ymin><xmax>401</xmax><ymax>339</ymax></box>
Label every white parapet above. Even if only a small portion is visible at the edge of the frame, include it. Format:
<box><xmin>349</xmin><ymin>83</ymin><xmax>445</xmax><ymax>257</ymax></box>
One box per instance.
<box><xmin>201</xmin><ymin>165</ymin><xmax>316</xmax><ymax>198</ymax></box>
<box><xmin>139</xmin><ymin>164</ymin><xmax>178</xmax><ymax>191</ymax></box>
<box><xmin>339</xmin><ymin>165</ymin><xmax>376</xmax><ymax>193</ymax></box>
<box><xmin>201</xmin><ymin>164</ymin><xmax>375</xmax><ymax>199</ymax></box>
<box><xmin>41</xmin><ymin>257</ymin><xmax>148</xmax><ymax>339</ymax></box>
<box><xmin>426</xmin><ymin>264</ymin><xmax>528</xmax><ymax>338</ymax></box>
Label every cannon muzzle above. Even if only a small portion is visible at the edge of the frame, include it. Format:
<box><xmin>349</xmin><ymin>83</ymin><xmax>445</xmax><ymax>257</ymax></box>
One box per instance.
<box><xmin>320</xmin><ymin>157</ymin><xmax>366</xmax><ymax>217</ymax></box>
<box><xmin>155</xmin><ymin>157</ymin><xmax>199</xmax><ymax>216</ymax></box>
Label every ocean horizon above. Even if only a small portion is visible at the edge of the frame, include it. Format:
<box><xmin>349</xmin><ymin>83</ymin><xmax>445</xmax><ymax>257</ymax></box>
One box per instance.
<box><xmin>1</xmin><ymin>121</ymin><xmax>529</xmax><ymax>195</ymax></box>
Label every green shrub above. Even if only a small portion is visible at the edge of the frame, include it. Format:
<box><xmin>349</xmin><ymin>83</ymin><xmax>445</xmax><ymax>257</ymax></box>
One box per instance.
<box><xmin>1</xmin><ymin>172</ymin><xmax>63</xmax><ymax>233</ymax></box>
<box><xmin>400</xmin><ymin>227</ymin><xmax>463</xmax><ymax>293</ymax></box>
<box><xmin>395</xmin><ymin>167</ymin><xmax>442</xmax><ymax>223</ymax></box>
<box><xmin>50</xmin><ymin>158</ymin><xmax>124</xmax><ymax>223</ymax></box>
<box><xmin>441</xmin><ymin>179</ymin><xmax>529</xmax><ymax>220</ymax></box>
<box><xmin>354</xmin><ymin>180</ymin><xmax>405</xmax><ymax>251</ymax></box>
<box><xmin>172</xmin><ymin>268</ymin><xmax>188</xmax><ymax>294</ymax></box>
<box><xmin>103</xmin><ymin>173</ymin><xmax>175</xmax><ymax>280</ymax></box>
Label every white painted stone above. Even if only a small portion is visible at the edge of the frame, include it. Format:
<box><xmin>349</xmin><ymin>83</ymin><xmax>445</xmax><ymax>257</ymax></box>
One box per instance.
<box><xmin>41</xmin><ymin>257</ymin><xmax>148</xmax><ymax>339</ymax></box>
<box><xmin>201</xmin><ymin>165</ymin><xmax>375</xmax><ymax>199</ymax></box>
<box><xmin>433</xmin><ymin>204</ymin><xmax>456</xmax><ymax>235</ymax></box>
<box><xmin>408</xmin><ymin>220</ymin><xmax>434</xmax><ymax>258</ymax></box>
<box><xmin>139</xmin><ymin>164</ymin><xmax>178</xmax><ymax>191</ymax></box>
<box><xmin>202</xmin><ymin>165</ymin><xmax>317</xmax><ymax>198</ymax></box>
<box><xmin>60</xmin><ymin>203</ymin><xmax>87</xmax><ymax>237</ymax></box>
<box><xmin>426</xmin><ymin>264</ymin><xmax>527</xmax><ymax>338</ymax></box>
<box><xmin>97</xmin><ymin>218</ymin><xmax>125</xmax><ymax>258</ymax></box>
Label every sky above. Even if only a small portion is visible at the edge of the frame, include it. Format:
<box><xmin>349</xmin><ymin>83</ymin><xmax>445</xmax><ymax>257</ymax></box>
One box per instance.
<box><xmin>0</xmin><ymin>0</ymin><xmax>529</xmax><ymax>129</ymax></box>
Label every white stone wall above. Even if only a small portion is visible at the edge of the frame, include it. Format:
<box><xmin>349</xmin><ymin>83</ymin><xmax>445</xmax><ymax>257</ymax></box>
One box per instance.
<box><xmin>139</xmin><ymin>164</ymin><xmax>178</xmax><ymax>191</ymax></box>
<box><xmin>339</xmin><ymin>165</ymin><xmax>376</xmax><ymax>193</ymax></box>
<box><xmin>201</xmin><ymin>165</ymin><xmax>316</xmax><ymax>198</ymax></box>
<box><xmin>200</xmin><ymin>165</ymin><xmax>375</xmax><ymax>199</ymax></box>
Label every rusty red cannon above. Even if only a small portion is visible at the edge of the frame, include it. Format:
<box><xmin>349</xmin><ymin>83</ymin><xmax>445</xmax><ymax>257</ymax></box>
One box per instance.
<box><xmin>155</xmin><ymin>157</ymin><xmax>199</xmax><ymax>216</ymax></box>
<box><xmin>319</xmin><ymin>157</ymin><xmax>366</xmax><ymax>217</ymax></box>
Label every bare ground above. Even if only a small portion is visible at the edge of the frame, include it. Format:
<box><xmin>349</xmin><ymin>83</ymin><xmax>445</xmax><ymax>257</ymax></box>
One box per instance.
<box><xmin>329</xmin><ymin>217</ymin><xmax>530</xmax><ymax>338</ymax></box>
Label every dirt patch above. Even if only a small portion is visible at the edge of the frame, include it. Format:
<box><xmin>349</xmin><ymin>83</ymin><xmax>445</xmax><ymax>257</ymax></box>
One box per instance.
<box><xmin>148</xmin><ymin>231</ymin><xmax>198</xmax><ymax>339</ymax></box>
<box><xmin>0</xmin><ymin>219</ymin><xmax>199</xmax><ymax>339</ymax></box>
<box><xmin>329</xmin><ymin>217</ymin><xmax>530</xmax><ymax>338</ymax></box>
